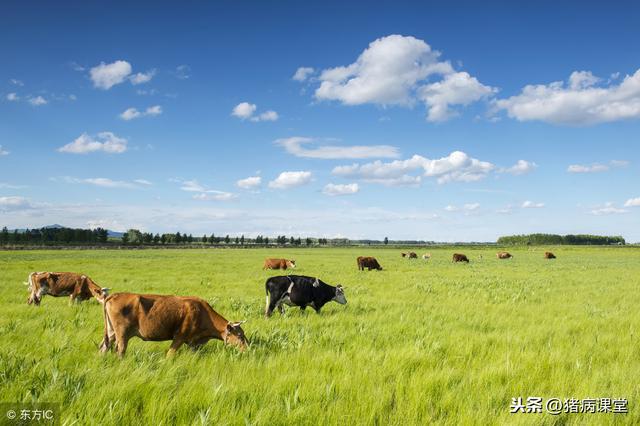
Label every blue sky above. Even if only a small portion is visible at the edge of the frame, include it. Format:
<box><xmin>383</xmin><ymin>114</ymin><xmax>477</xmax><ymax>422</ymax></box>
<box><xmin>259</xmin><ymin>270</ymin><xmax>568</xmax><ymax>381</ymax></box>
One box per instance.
<box><xmin>1</xmin><ymin>1</ymin><xmax>639</xmax><ymax>241</ymax></box>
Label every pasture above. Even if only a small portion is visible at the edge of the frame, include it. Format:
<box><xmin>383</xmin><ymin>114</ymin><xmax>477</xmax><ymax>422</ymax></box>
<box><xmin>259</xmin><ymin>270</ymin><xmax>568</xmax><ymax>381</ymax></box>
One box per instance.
<box><xmin>0</xmin><ymin>246</ymin><xmax>639</xmax><ymax>425</ymax></box>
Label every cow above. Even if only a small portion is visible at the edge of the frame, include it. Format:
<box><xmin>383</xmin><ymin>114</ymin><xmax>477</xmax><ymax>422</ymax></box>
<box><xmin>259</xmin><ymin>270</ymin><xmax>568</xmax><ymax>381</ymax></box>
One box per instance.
<box><xmin>452</xmin><ymin>253</ymin><xmax>469</xmax><ymax>263</ymax></box>
<box><xmin>497</xmin><ymin>252</ymin><xmax>513</xmax><ymax>259</ymax></box>
<box><xmin>544</xmin><ymin>251</ymin><xmax>556</xmax><ymax>259</ymax></box>
<box><xmin>357</xmin><ymin>256</ymin><xmax>382</xmax><ymax>271</ymax></box>
<box><xmin>265</xmin><ymin>275</ymin><xmax>346</xmax><ymax>317</ymax></box>
<box><xmin>401</xmin><ymin>253</ymin><xmax>407</xmax><ymax>257</ymax></box>
<box><xmin>26</xmin><ymin>272</ymin><xmax>109</xmax><ymax>306</ymax></box>
<box><xmin>422</xmin><ymin>253</ymin><xmax>431</xmax><ymax>260</ymax></box>
<box><xmin>263</xmin><ymin>258</ymin><xmax>296</xmax><ymax>270</ymax></box>
<box><xmin>407</xmin><ymin>252</ymin><xmax>418</xmax><ymax>259</ymax></box>
<box><xmin>99</xmin><ymin>292</ymin><xmax>247</xmax><ymax>357</ymax></box>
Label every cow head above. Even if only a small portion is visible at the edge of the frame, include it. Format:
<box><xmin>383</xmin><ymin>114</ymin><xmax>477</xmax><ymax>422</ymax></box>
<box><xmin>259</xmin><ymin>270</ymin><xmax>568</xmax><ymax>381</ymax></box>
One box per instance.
<box><xmin>223</xmin><ymin>321</ymin><xmax>248</xmax><ymax>351</ymax></box>
<box><xmin>333</xmin><ymin>285</ymin><xmax>347</xmax><ymax>305</ymax></box>
<box><xmin>90</xmin><ymin>286</ymin><xmax>111</xmax><ymax>304</ymax></box>
<box><xmin>287</xmin><ymin>260</ymin><xmax>296</xmax><ymax>269</ymax></box>
<box><xmin>27</xmin><ymin>272</ymin><xmax>52</xmax><ymax>306</ymax></box>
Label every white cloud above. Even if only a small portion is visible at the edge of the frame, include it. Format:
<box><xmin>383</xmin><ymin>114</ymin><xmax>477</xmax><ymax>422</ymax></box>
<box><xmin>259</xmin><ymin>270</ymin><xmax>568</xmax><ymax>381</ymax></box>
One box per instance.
<box><xmin>591</xmin><ymin>202</ymin><xmax>628</xmax><ymax>216</ymax></box>
<box><xmin>0</xmin><ymin>196</ymin><xmax>33</xmax><ymax>211</ymax></box>
<box><xmin>9</xmin><ymin>79</ymin><xmax>24</xmax><ymax>86</ymax></box>
<box><xmin>90</xmin><ymin>60</ymin><xmax>132</xmax><ymax>90</ymax></box>
<box><xmin>58</xmin><ymin>177</ymin><xmax>149</xmax><ymax>189</ymax></box>
<box><xmin>624</xmin><ymin>197</ymin><xmax>640</xmax><ymax>207</ymax></box>
<box><xmin>323</xmin><ymin>183</ymin><xmax>359</xmax><ymax>196</ymax></box>
<box><xmin>495</xmin><ymin>69</ymin><xmax>640</xmax><ymax>125</ymax></box>
<box><xmin>502</xmin><ymin>160</ymin><xmax>537</xmax><ymax>175</ymax></box>
<box><xmin>419</xmin><ymin>72</ymin><xmax>496</xmax><ymax>122</ymax></box>
<box><xmin>6</xmin><ymin>93</ymin><xmax>18</xmax><ymax>101</ymax></box>
<box><xmin>174</xmin><ymin>65</ymin><xmax>191</xmax><ymax>80</ymax></box>
<box><xmin>444</xmin><ymin>205</ymin><xmax>458</xmax><ymax>212</ymax></box>
<box><xmin>134</xmin><ymin>179</ymin><xmax>153</xmax><ymax>185</ymax></box>
<box><xmin>231</xmin><ymin>102</ymin><xmax>257</xmax><ymax>119</ymax></box>
<box><xmin>333</xmin><ymin>151</ymin><xmax>495</xmax><ymax>186</ymax></box>
<box><xmin>444</xmin><ymin>203</ymin><xmax>480</xmax><ymax>212</ymax></box>
<box><xmin>192</xmin><ymin>191</ymin><xmax>237</xmax><ymax>201</ymax></box>
<box><xmin>521</xmin><ymin>200</ymin><xmax>545</xmax><ymax>209</ymax></box>
<box><xmin>58</xmin><ymin>132</ymin><xmax>128</xmax><ymax>154</ymax></box>
<box><xmin>119</xmin><ymin>105</ymin><xmax>162</xmax><ymax>120</ymax></box>
<box><xmin>293</xmin><ymin>67</ymin><xmax>314</xmax><ymax>82</ymax></box>
<box><xmin>313</xmin><ymin>34</ymin><xmax>493</xmax><ymax>121</ymax></box>
<box><xmin>129</xmin><ymin>69</ymin><xmax>156</xmax><ymax>85</ymax></box>
<box><xmin>568</xmin><ymin>160</ymin><xmax>629</xmax><ymax>173</ymax></box>
<box><xmin>276</xmin><ymin>136</ymin><xmax>399</xmax><ymax>159</ymax></box>
<box><xmin>231</xmin><ymin>102</ymin><xmax>278</xmax><ymax>122</ymax></box>
<box><xmin>0</xmin><ymin>145</ymin><xmax>8</xmax><ymax>156</ymax></box>
<box><xmin>236</xmin><ymin>176</ymin><xmax>262</xmax><ymax>189</ymax></box>
<box><xmin>463</xmin><ymin>203</ymin><xmax>480</xmax><ymax>211</ymax></box>
<box><xmin>268</xmin><ymin>171</ymin><xmax>312</xmax><ymax>189</ymax></box>
<box><xmin>28</xmin><ymin>96</ymin><xmax>47</xmax><ymax>106</ymax></box>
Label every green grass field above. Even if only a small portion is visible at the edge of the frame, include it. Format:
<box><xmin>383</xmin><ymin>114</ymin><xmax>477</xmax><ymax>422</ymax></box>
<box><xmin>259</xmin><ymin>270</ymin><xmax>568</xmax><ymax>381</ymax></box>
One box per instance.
<box><xmin>1</xmin><ymin>247</ymin><xmax>639</xmax><ymax>425</ymax></box>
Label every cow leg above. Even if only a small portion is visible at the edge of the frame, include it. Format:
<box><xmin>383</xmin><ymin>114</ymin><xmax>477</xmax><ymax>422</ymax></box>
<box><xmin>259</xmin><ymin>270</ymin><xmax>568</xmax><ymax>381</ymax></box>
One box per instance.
<box><xmin>265</xmin><ymin>293</ymin><xmax>282</xmax><ymax>317</ymax></box>
<box><xmin>115</xmin><ymin>334</ymin><xmax>129</xmax><ymax>358</ymax></box>
<box><xmin>167</xmin><ymin>338</ymin><xmax>185</xmax><ymax>357</ymax></box>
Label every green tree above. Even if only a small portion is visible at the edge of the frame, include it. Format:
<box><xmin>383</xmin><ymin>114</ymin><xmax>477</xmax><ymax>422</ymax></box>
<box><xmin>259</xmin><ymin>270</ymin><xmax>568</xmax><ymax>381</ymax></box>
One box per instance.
<box><xmin>384</xmin><ymin>237</ymin><xmax>389</xmax><ymax>245</ymax></box>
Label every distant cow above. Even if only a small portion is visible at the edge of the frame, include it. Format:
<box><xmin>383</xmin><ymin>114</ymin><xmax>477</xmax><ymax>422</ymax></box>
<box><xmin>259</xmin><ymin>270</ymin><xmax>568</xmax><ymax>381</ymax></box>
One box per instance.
<box><xmin>407</xmin><ymin>252</ymin><xmax>418</xmax><ymax>259</ymax></box>
<box><xmin>99</xmin><ymin>292</ymin><xmax>247</xmax><ymax>357</ymax></box>
<box><xmin>263</xmin><ymin>258</ymin><xmax>296</xmax><ymax>270</ymax></box>
<box><xmin>401</xmin><ymin>253</ymin><xmax>407</xmax><ymax>257</ymax></box>
<box><xmin>544</xmin><ymin>251</ymin><xmax>556</xmax><ymax>259</ymax></box>
<box><xmin>497</xmin><ymin>252</ymin><xmax>513</xmax><ymax>259</ymax></box>
<box><xmin>357</xmin><ymin>256</ymin><xmax>382</xmax><ymax>271</ymax></box>
<box><xmin>452</xmin><ymin>253</ymin><xmax>469</xmax><ymax>263</ymax></box>
<box><xmin>265</xmin><ymin>275</ymin><xmax>346</xmax><ymax>317</ymax></box>
<box><xmin>26</xmin><ymin>272</ymin><xmax>109</xmax><ymax>305</ymax></box>
<box><xmin>422</xmin><ymin>253</ymin><xmax>431</xmax><ymax>260</ymax></box>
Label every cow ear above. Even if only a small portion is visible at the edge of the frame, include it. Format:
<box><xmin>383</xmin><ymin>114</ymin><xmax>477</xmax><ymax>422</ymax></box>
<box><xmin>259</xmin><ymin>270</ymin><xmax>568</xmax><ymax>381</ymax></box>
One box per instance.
<box><xmin>101</xmin><ymin>287</ymin><xmax>110</xmax><ymax>295</ymax></box>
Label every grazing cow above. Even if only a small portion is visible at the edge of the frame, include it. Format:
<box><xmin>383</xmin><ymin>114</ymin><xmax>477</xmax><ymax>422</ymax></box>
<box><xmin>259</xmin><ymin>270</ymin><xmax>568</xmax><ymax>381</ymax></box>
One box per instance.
<box><xmin>26</xmin><ymin>272</ymin><xmax>109</xmax><ymax>305</ymax></box>
<box><xmin>99</xmin><ymin>292</ymin><xmax>247</xmax><ymax>357</ymax></box>
<box><xmin>422</xmin><ymin>253</ymin><xmax>431</xmax><ymax>260</ymax></box>
<box><xmin>263</xmin><ymin>258</ymin><xmax>296</xmax><ymax>270</ymax></box>
<box><xmin>452</xmin><ymin>253</ymin><xmax>469</xmax><ymax>263</ymax></box>
<box><xmin>407</xmin><ymin>252</ymin><xmax>418</xmax><ymax>259</ymax></box>
<box><xmin>265</xmin><ymin>275</ymin><xmax>346</xmax><ymax>317</ymax></box>
<box><xmin>497</xmin><ymin>252</ymin><xmax>513</xmax><ymax>259</ymax></box>
<box><xmin>357</xmin><ymin>256</ymin><xmax>382</xmax><ymax>271</ymax></box>
<box><xmin>544</xmin><ymin>251</ymin><xmax>556</xmax><ymax>259</ymax></box>
<box><xmin>401</xmin><ymin>252</ymin><xmax>407</xmax><ymax>257</ymax></box>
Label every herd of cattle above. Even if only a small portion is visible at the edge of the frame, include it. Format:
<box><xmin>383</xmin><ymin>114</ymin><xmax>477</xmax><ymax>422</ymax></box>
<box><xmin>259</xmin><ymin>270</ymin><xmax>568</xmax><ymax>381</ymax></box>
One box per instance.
<box><xmin>24</xmin><ymin>251</ymin><xmax>556</xmax><ymax>357</ymax></box>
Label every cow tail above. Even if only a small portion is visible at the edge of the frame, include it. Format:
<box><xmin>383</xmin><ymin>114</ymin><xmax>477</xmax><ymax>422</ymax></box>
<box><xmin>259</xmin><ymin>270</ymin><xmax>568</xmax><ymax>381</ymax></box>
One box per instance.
<box><xmin>26</xmin><ymin>272</ymin><xmax>35</xmax><ymax>291</ymax></box>
<box><xmin>101</xmin><ymin>296</ymin><xmax>113</xmax><ymax>350</ymax></box>
<box><xmin>264</xmin><ymin>279</ymin><xmax>270</xmax><ymax>315</ymax></box>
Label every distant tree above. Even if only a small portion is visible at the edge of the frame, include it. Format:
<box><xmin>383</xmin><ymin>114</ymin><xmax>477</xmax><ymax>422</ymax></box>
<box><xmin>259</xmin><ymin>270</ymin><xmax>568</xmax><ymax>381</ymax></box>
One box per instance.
<box><xmin>1</xmin><ymin>227</ymin><xmax>9</xmax><ymax>244</ymax></box>
<box><xmin>175</xmin><ymin>232</ymin><xmax>182</xmax><ymax>244</ymax></box>
<box><xmin>210</xmin><ymin>233</ymin><xmax>216</xmax><ymax>244</ymax></box>
<box><xmin>121</xmin><ymin>232</ymin><xmax>129</xmax><ymax>245</ymax></box>
<box><xmin>225</xmin><ymin>235</ymin><xmax>230</xmax><ymax>244</ymax></box>
<box><xmin>202</xmin><ymin>234</ymin><xmax>208</xmax><ymax>244</ymax></box>
<box><xmin>235</xmin><ymin>236</ymin><xmax>240</xmax><ymax>245</ymax></box>
<box><xmin>153</xmin><ymin>234</ymin><xmax>160</xmax><ymax>244</ymax></box>
<box><xmin>384</xmin><ymin>237</ymin><xmax>389</xmax><ymax>245</ymax></box>
<box><xmin>306</xmin><ymin>237</ymin><xmax>312</xmax><ymax>246</ymax></box>
<box><xmin>160</xmin><ymin>234</ymin><xmax>167</xmax><ymax>245</ymax></box>
<box><xmin>264</xmin><ymin>236</ymin><xmax>269</xmax><ymax>245</ymax></box>
<box><xmin>240</xmin><ymin>235</ymin><xmax>245</xmax><ymax>245</ymax></box>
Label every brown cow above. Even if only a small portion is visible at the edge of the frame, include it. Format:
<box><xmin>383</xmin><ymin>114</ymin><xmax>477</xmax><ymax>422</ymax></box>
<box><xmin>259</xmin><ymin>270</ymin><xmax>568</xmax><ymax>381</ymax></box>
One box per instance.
<box><xmin>357</xmin><ymin>256</ymin><xmax>382</xmax><ymax>271</ymax></box>
<box><xmin>544</xmin><ymin>251</ymin><xmax>556</xmax><ymax>259</ymax></box>
<box><xmin>407</xmin><ymin>252</ymin><xmax>418</xmax><ymax>259</ymax></box>
<box><xmin>26</xmin><ymin>272</ymin><xmax>109</xmax><ymax>305</ymax></box>
<box><xmin>452</xmin><ymin>253</ymin><xmax>469</xmax><ymax>263</ymax></box>
<box><xmin>99</xmin><ymin>292</ymin><xmax>247</xmax><ymax>357</ymax></box>
<box><xmin>497</xmin><ymin>252</ymin><xmax>513</xmax><ymax>259</ymax></box>
<box><xmin>401</xmin><ymin>253</ymin><xmax>407</xmax><ymax>257</ymax></box>
<box><xmin>263</xmin><ymin>258</ymin><xmax>296</xmax><ymax>270</ymax></box>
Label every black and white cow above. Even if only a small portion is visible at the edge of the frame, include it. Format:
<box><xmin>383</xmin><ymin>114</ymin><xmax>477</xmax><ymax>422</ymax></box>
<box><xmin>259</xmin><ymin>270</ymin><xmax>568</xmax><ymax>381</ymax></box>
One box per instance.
<box><xmin>265</xmin><ymin>275</ymin><xmax>347</xmax><ymax>317</ymax></box>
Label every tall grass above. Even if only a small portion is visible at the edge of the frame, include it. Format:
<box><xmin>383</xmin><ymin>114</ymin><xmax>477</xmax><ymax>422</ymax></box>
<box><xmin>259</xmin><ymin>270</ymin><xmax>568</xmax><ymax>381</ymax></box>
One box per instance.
<box><xmin>0</xmin><ymin>247</ymin><xmax>638</xmax><ymax>424</ymax></box>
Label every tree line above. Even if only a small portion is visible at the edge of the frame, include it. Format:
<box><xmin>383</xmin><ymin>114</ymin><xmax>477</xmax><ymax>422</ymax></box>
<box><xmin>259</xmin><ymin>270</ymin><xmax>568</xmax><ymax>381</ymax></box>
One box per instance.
<box><xmin>0</xmin><ymin>226</ymin><xmax>109</xmax><ymax>245</ymax></box>
<box><xmin>497</xmin><ymin>233</ymin><xmax>626</xmax><ymax>245</ymax></box>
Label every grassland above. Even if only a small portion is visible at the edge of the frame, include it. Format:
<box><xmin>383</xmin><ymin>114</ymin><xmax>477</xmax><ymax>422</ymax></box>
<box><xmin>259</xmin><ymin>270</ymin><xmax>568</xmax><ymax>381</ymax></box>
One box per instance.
<box><xmin>0</xmin><ymin>246</ymin><xmax>639</xmax><ymax>425</ymax></box>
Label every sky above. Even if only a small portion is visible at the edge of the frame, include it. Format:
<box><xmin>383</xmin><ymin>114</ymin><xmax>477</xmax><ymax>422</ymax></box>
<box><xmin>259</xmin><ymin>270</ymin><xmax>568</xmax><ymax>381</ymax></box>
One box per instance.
<box><xmin>1</xmin><ymin>0</ymin><xmax>639</xmax><ymax>242</ymax></box>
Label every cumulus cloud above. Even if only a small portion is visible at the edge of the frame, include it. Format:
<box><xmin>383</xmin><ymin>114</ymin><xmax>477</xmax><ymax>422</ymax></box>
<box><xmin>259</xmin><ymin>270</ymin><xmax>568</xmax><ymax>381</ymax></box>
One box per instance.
<box><xmin>521</xmin><ymin>200</ymin><xmax>545</xmax><ymax>209</ymax></box>
<box><xmin>6</xmin><ymin>93</ymin><xmax>18</xmax><ymax>101</ymax></box>
<box><xmin>494</xmin><ymin>69</ymin><xmax>640</xmax><ymax>125</ymax></box>
<box><xmin>624</xmin><ymin>197</ymin><xmax>640</xmax><ymax>207</ymax></box>
<box><xmin>129</xmin><ymin>69</ymin><xmax>156</xmax><ymax>85</ymax></box>
<box><xmin>502</xmin><ymin>160</ymin><xmax>537</xmax><ymax>175</ymax></box>
<box><xmin>567</xmin><ymin>160</ymin><xmax>629</xmax><ymax>173</ymax></box>
<box><xmin>0</xmin><ymin>145</ymin><xmax>8</xmax><ymax>156</ymax></box>
<box><xmin>58</xmin><ymin>132</ymin><xmax>128</xmax><ymax>154</ymax></box>
<box><xmin>268</xmin><ymin>171</ymin><xmax>312</xmax><ymax>189</ymax></box>
<box><xmin>236</xmin><ymin>176</ymin><xmax>262</xmax><ymax>190</ymax></box>
<box><xmin>276</xmin><ymin>136</ymin><xmax>399</xmax><ymax>159</ymax></box>
<box><xmin>312</xmin><ymin>34</ymin><xmax>494</xmax><ymax>121</ymax></box>
<box><xmin>28</xmin><ymin>96</ymin><xmax>47</xmax><ymax>106</ymax></box>
<box><xmin>293</xmin><ymin>67</ymin><xmax>315</xmax><ymax>82</ymax></box>
<box><xmin>231</xmin><ymin>102</ymin><xmax>278</xmax><ymax>122</ymax></box>
<box><xmin>119</xmin><ymin>105</ymin><xmax>162</xmax><ymax>120</ymax></box>
<box><xmin>90</xmin><ymin>60</ymin><xmax>132</xmax><ymax>90</ymax></box>
<box><xmin>323</xmin><ymin>183</ymin><xmax>359</xmax><ymax>196</ymax></box>
<box><xmin>0</xmin><ymin>196</ymin><xmax>33</xmax><ymax>211</ymax></box>
<box><xmin>332</xmin><ymin>151</ymin><xmax>495</xmax><ymax>186</ymax></box>
<box><xmin>591</xmin><ymin>202</ymin><xmax>627</xmax><ymax>216</ymax></box>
